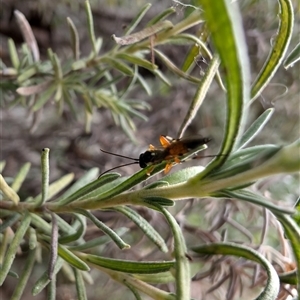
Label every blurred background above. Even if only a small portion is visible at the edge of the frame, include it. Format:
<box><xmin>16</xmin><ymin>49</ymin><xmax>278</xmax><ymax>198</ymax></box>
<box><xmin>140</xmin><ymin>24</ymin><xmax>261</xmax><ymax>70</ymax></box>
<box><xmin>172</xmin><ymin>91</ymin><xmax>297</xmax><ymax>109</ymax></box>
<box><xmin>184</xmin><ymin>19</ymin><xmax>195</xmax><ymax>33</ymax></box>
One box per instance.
<box><xmin>0</xmin><ymin>0</ymin><xmax>299</xmax><ymax>299</ymax></box>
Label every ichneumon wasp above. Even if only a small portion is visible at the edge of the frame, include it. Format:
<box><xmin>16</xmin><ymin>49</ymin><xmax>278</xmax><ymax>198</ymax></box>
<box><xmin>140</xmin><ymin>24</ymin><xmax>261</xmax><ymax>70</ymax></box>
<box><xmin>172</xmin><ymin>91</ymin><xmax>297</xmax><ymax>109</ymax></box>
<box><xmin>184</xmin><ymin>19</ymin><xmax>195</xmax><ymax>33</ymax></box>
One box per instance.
<box><xmin>99</xmin><ymin>135</ymin><xmax>213</xmax><ymax>177</ymax></box>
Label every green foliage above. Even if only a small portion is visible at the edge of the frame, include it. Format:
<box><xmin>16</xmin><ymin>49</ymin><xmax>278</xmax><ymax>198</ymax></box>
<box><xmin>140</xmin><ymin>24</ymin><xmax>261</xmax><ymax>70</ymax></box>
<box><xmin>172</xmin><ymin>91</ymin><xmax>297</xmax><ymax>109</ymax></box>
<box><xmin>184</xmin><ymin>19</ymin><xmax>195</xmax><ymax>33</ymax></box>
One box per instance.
<box><xmin>0</xmin><ymin>0</ymin><xmax>299</xmax><ymax>299</ymax></box>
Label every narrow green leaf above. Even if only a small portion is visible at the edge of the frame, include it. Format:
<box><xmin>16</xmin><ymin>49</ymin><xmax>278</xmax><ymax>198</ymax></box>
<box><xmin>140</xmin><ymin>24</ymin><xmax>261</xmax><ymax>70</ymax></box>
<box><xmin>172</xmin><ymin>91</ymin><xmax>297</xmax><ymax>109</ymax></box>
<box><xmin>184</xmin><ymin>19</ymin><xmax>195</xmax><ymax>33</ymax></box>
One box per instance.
<box><xmin>124</xmin><ymin>281</ymin><xmax>143</xmax><ymax>300</ymax></box>
<box><xmin>293</xmin><ymin>197</ymin><xmax>300</xmax><ymax>226</ymax></box>
<box><xmin>284</xmin><ymin>41</ymin><xmax>300</xmax><ymax>69</ymax></box>
<box><xmin>51</xmin><ymin>53</ymin><xmax>63</xmax><ymax>80</ymax></box>
<box><xmin>72</xmin><ymin>59</ymin><xmax>86</xmax><ymax>70</ymax></box>
<box><xmin>274</xmin><ymin>214</ymin><xmax>300</xmax><ymax>295</ymax></box>
<box><xmin>180</xmin><ymin>24</ymin><xmax>210</xmax><ymax>72</ymax></box>
<box><xmin>7</xmin><ymin>270</ymin><xmax>19</xmax><ymax>279</ymax></box>
<box><xmin>79</xmin><ymin>253</ymin><xmax>175</xmax><ymax>274</ymax></box>
<box><xmin>207</xmin><ymin>146</ymin><xmax>281</xmax><ymax>180</ymax></box>
<box><xmin>193</xmin><ymin>0</ymin><xmax>251</xmax><ymax>179</ymax></box>
<box><xmin>30</xmin><ymin>214</ymin><xmax>52</xmax><ymax>235</ymax></box>
<box><xmin>124</xmin><ymin>3</ymin><xmax>152</xmax><ymax>36</ymax></box>
<box><xmin>168</xmin><ymin>33</ymin><xmax>211</xmax><ymax>57</ymax></box>
<box><xmin>103</xmin><ymin>70</ymin><xmax>118</xmax><ymax>94</ymax></box>
<box><xmin>255</xmin><ymin>139</ymin><xmax>300</xmax><ymax>174</ymax></box>
<box><xmin>146</xmin><ymin>7</ymin><xmax>176</xmax><ymax>26</ymax></box>
<box><xmin>57</xmin><ymin>244</ymin><xmax>90</xmax><ymax>271</ymax></box>
<box><xmin>136</xmin><ymin>73</ymin><xmax>152</xmax><ymax>95</ymax></box>
<box><xmin>95</xmin><ymin>37</ymin><xmax>103</xmax><ymax>53</ymax></box>
<box><xmin>94</xmin><ymin>74</ymin><xmax>122</xmax><ymax>90</ymax></box>
<box><xmin>134</xmin><ymin>271</ymin><xmax>175</xmax><ymax>284</ymax></box>
<box><xmin>236</xmin><ymin>108</ymin><xmax>274</xmax><ymax>150</ymax></box>
<box><xmin>81</xmin><ymin>270</ymin><xmax>94</xmax><ymax>285</ymax></box>
<box><xmin>157</xmin><ymin>206</ymin><xmax>190</xmax><ymax>300</ymax></box>
<box><xmin>251</xmin><ymin>0</ymin><xmax>294</xmax><ymax>102</ymax></box>
<box><xmin>0</xmin><ymin>174</ymin><xmax>20</xmax><ymax>204</ymax></box>
<box><xmin>69</xmin><ymin>227</ymin><xmax>129</xmax><ymax>251</ymax></box>
<box><xmin>64</xmin><ymin>89</ymin><xmax>79</xmax><ymax>119</ymax></box>
<box><xmin>85</xmin><ymin>113</ymin><xmax>93</xmax><ymax>135</ymax></box>
<box><xmin>14</xmin><ymin>10</ymin><xmax>40</xmax><ymax>62</ymax></box>
<box><xmin>56</xmin><ymin>168</ymin><xmax>99</xmax><ymax>203</ymax></box>
<box><xmin>119</xmin><ymin>102</ymin><xmax>148</xmax><ymax>121</ymax></box>
<box><xmin>32</xmin><ymin>257</ymin><xmax>64</xmax><ymax>295</ymax></box>
<box><xmin>0</xmin><ymin>229</ymin><xmax>9</xmax><ymax>263</ymax></box>
<box><xmin>163</xmin><ymin>166</ymin><xmax>205</xmax><ymax>185</ymax></box>
<box><xmin>67</xmin><ymin>17</ymin><xmax>80</xmax><ymax>60</ymax></box>
<box><xmin>126</xmin><ymin>8</ymin><xmax>202</xmax><ymax>50</ymax></box>
<box><xmin>32</xmin><ymin>84</ymin><xmax>57</xmax><ymax>111</ymax></box>
<box><xmin>58</xmin><ymin>214</ymin><xmax>86</xmax><ymax>244</ymax></box>
<box><xmin>178</xmin><ymin>55</ymin><xmax>220</xmax><ymax>138</ymax></box>
<box><xmin>224</xmin><ymin>144</ymin><xmax>279</xmax><ymax>162</ymax></box>
<box><xmin>56</xmin><ymin>173</ymin><xmax>121</xmax><ymax>205</ymax></box>
<box><xmin>35</xmin><ymin>148</ymin><xmax>50</xmax><ymax>207</ymax></box>
<box><xmin>115</xmin><ymin>53</ymin><xmax>158</xmax><ymax>71</ymax></box>
<box><xmin>0</xmin><ymin>213</ymin><xmax>31</xmax><ymax>285</ymax></box>
<box><xmin>152</xmin><ymin>69</ymin><xmax>172</xmax><ymax>86</ymax></box>
<box><xmin>215</xmin><ymin>189</ymin><xmax>295</xmax><ymax>215</ymax></box>
<box><xmin>113</xmin><ymin>206</ymin><xmax>168</xmax><ymax>252</ymax></box>
<box><xmin>20</xmin><ymin>44</ymin><xmax>33</xmax><ymax>65</ymax></box>
<box><xmin>54</xmin><ymin>83</ymin><xmax>63</xmax><ymax>102</ymax></box>
<box><xmin>48</xmin><ymin>212</ymin><xmax>58</xmax><ymax>280</ymax></box>
<box><xmin>168</xmin><ymin>32</ymin><xmax>225</xmax><ymax>91</ymax></box>
<box><xmin>32</xmin><ymin>173</ymin><xmax>74</xmax><ymax>203</ymax></box>
<box><xmin>47</xmin><ymin>275</ymin><xmax>56</xmax><ymax>300</ymax></box>
<box><xmin>53</xmin><ymin>214</ymin><xmax>83</xmax><ymax>239</ymax></box>
<box><xmin>11</xmin><ymin>163</ymin><xmax>31</xmax><ymax>193</ymax></box>
<box><xmin>144</xmin><ymin>181</ymin><xmax>169</xmax><ymax>189</ymax></box>
<box><xmin>143</xmin><ymin>196</ymin><xmax>174</xmax><ymax>207</ymax></box>
<box><xmin>74</xmin><ymin>268</ymin><xmax>87</xmax><ymax>300</ymax></box>
<box><xmin>181</xmin><ymin>40</ymin><xmax>200</xmax><ymax>73</ymax></box>
<box><xmin>91</xmin><ymin>168</ymin><xmax>156</xmax><ymax>202</ymax></box>
<box><xmin>17</xmin><ymin>66</ymin><xmax>37</xmax><ymax>82</ymax></box>
<box><xmin>101</xmin><ymin>57</ymin><xmax>134</xmax><ymax>76</ymax></box>
<box><xmin>192</xmin><ymin>242</ymin><xmax>280</xmax><ymax>299</ymax></box>
<box><xmin>82</xmin><ymin>93</ymin><xmax>93</xmax><ymax>114</ymax></box>
<box><xmin>119</xmin><ymin>114</ymin><xmax>137</xmax><ymax>139</ymax></box>
<box><xmin>76</xmin><ymin>209</ymin><xmax>130</xmax><ymax>250</ymax></box>
<box><xmin>29</xmin><ymin>228</ymin><xmax>37</xmax><ymax>250</ymax></box>
<box><xmin>154</xmin><ymin>49</ymin><xmax>202</xmax><ymax>84</ymax></box>
<box><xmin>11</xmin><ymin>248</ymin><xmax>36</xmax><ymax>300</ymax></box>
<box><xmin>8</xmin><ymin>38</ymin><xmax>20</xmax><ymax>69</ymax></box>
<box><xmin>85</xmin><ymin>0</ymin><xmax>97</xmax><ymax>55</ymax></box>
<box><xmin>279</xmin><ymin>270</ymin><xmax>297</xmax><ymax>285</ymax></box>
<box><xmin>118</xmin><ymin>64</ymin><xmax>139</xmax><ymax>101</ymax></box>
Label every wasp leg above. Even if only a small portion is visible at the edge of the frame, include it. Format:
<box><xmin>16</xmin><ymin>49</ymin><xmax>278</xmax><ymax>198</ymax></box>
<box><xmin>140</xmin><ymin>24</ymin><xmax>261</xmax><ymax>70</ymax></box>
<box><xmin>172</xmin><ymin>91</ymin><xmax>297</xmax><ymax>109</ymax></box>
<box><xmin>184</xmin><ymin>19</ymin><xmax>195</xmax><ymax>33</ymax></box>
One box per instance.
<box><xmin>164</xmin><ymin>163</ymin><xmax>174</xmax><ymax>174</ymax></box>
<box><xmin>148</xmin><ymin>144</ymin><xmax>156</xmax><ymax>150</ymax></box>
<box><xmin>146</xmin><ymin>165</ymin><xmax>155</xmax><ymax>176</ymax></box>
<box><xmin>174</xmin><ymin>156</ymin><xmax>181</xmax><ymax>164</ymax></box>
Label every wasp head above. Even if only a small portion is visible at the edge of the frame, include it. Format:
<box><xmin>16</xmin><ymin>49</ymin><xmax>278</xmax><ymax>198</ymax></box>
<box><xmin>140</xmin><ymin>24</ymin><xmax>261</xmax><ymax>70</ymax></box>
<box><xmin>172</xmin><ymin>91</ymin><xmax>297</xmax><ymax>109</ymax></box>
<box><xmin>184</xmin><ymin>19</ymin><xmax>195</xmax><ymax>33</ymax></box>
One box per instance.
<box><xmin>139</xmin><ymin>151</ymin><xmax>153</xmax><ymax>168</ymax></box>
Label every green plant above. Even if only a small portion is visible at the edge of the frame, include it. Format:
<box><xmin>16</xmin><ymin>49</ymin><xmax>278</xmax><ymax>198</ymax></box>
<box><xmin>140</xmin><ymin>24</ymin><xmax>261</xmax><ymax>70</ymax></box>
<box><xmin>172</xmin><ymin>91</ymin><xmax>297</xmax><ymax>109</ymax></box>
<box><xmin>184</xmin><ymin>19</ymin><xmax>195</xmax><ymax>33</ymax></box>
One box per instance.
<box><xmin>1</xmin><ymin>0</ymin><xmax>299</xmax><ymax>299</ymax></box>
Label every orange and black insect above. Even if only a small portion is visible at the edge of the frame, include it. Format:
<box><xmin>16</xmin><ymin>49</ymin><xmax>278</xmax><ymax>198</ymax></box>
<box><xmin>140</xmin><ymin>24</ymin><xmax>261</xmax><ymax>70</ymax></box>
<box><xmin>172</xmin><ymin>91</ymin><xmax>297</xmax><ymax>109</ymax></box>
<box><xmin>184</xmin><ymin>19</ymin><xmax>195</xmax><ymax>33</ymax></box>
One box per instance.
<box><xmin>99</xmin><ymin>135</ymin><xmax>212</xmax><ymax>177</ymax></box>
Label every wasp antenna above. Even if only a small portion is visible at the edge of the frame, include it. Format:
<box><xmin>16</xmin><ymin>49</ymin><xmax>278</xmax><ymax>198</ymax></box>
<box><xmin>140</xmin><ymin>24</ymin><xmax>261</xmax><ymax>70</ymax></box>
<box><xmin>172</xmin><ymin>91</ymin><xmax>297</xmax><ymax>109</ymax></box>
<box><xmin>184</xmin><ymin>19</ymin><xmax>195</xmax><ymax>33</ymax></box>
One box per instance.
<box><xmin>98</xmin><ymin>161</ymin><xmax>140</xmax><ymax>178</ymax></box>
<box><xmin>100</xmin><ymin>148</ymin><xmax>139</xmax><ymax>161</ymax></box>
